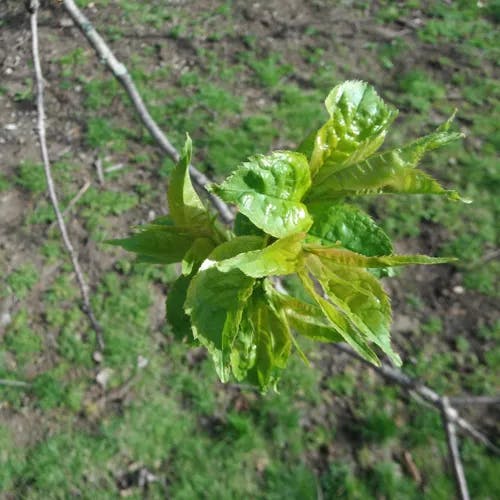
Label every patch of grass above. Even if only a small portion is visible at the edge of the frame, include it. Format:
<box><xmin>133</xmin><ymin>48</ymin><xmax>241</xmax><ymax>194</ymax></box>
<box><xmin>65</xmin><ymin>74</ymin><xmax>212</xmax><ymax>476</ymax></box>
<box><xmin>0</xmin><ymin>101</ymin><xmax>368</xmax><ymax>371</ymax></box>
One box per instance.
<box><xmin>15</xmin><ymin>161</ymin><xmax>46</xmax><ymax>194</ymax></box>
<box><xmin>0</xmin><ymin>425</ymin><xmax>25</xmax><ymax>494</ymax></box>
<box><xmin>5</xmin><ymin>264</ymin><xmax>39</xmax><ymax>300</ymax></box>
<box><xmin>4</xmin><ymin>311</ymin><xmax>42</xmax><ymax>366</ymax></box>
<box><xmin>397</xmin><ymin>71</ymin><xmax>446</xmax><ymax>112</ymax></box>
<box><xmin>243</xmin><ymin>53</ymin><xmax>294</xmax><ymax>88</ymax></box>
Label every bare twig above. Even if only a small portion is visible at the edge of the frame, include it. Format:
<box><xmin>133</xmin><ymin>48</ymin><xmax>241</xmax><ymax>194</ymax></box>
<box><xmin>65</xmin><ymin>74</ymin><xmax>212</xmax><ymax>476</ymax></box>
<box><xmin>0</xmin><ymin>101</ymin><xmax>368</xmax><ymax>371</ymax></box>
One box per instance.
<box><xmin>450</xmin><ymin>395</ymin><xmax>500</xmax><ymax>406</ymax></box>
<box><xmin>48</xmin><ymin>180</ymin><xmax>91</xmax><ymax>231</ymax></box>
<box><xmin>93</xmin><ymin>156</ymin><xmax>105</xmax><ymax>185</ymax></box>
<box><xmin>441</xmin><ymin>396</ymin><xmax>471</xmax><ymax>500</ymax></box>
<box><xmin>104</xmin><ymin>163</ymin><xmax>125</xmax><ymax>173</ymax></box>
<box><xmin>0</xmin><ymin>379</ymin><xmax>31</xmax><ymax>388</ymax></box>
<box><xmin>62</xmin><ymin>0</ymin><xmax>233</xmax><ymax>224</ymax></box>
<box><xmin>333</xmin><ymin>343</ymin><xmax>500</xmax><ymax>455</ymax></box>
<box><xmin>30</xmin><ymin>0</ymin><xmax>105</xmax><ymax>352</ymax></box>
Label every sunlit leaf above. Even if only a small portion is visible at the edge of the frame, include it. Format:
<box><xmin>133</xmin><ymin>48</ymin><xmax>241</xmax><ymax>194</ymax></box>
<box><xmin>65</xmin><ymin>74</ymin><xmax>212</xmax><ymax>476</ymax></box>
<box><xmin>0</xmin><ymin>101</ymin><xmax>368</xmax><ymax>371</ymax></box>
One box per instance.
<box><xmin>216</xmin><ymin>233</ymin><xmax>305</xmax><ymax>278</ymax></box>
<box><xmin>298</xmin><ymin>266</ymin><xmax>380</xmax><ymax>365</ymax></box>
<box><xmin>306</xmin><ymin>255</ymin><xmax>401</xmax><ymax>366</ymax></box>
<box><xmin>304</xmin><ymin>244</ymin><xmax>456</xmax><ymax>267</ymax></box>
<box><xmin>307</xmin><ymin>202</ymin><xmax>392</xmax><ymax>256</ymax></box>
<box><xmin>184</xmin><ymin>238</ymin><xmax>263</xmax><ymax>381</ymax></box>
<box><xmin>309</xmin><ymin>81</ymin><xmax>398</xmax><ymax>178</ymax></box>
<box><xmin>212</xmin><ymin>151</ymin><xmax>312</xmax><ymax>238</ymax></box>
<box><xmin>168</xmin><ymin>135</ymin><xmax>213</xmax><ymax>228</ymax></box>
<box><xmin>307</xmin><ymin>117</ymin><xmax>465</xmax><ymax>201</ymax></box>
<box><xmin>269</xmin><ymin>287</ymin><xmax>344</xmax><ymax>343</ymax></box>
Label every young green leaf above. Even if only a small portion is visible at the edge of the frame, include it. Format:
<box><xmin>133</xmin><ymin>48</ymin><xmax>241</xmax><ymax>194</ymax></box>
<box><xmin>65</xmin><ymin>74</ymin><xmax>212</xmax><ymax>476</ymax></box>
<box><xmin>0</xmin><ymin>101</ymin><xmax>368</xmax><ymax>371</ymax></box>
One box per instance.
<box><xmin>168</xmin><ymin>134</ymin><xmax>213</xmax><ymax>229</ymax></box>
<box><xmin>298</xmin><ymin>266</ymin><xmax>380</xmax><ymax>365</ymax></box>
<box><xmin>244</xmin><ymin>292</ymin><xmax>292</xmax><ymax>391</ymax></box>
<box><xmin>307</xmin><ymin>202</ymin><xmax>393</xmax><ymax>256</ymax></box>
<box><xmin>304</xmin><ymin>244</ymin><xmax>456</xmax><ymax>267</ymax></box>
<box><xmin>230</xmin><ymin>314</ymin><xmax>257</xmax><ymax>381</ymax></box>
<box><xmin>269</xmin><ymin>287</ymin><xmax>344</xmax><ymax>343</ymax></box>
<box><xmin>216</xmin><ymin>232</ymin><xmax>306</xmax><ymax>278</ymax></box>
<box><xmin>309</xmin><ymin>81</ymin><xmax>398</xmax><ymax>177</ymax></box>
<box><xmin>107</xmin><ymin>228</ymin><xmax>194</xmax><ymax>264</ymax></box>
<box><xmin>306</xmin><ymin>255</ymin><xmax>401</xmax><ymax>366</ymax></box>
<box><xmin>307</xmin><ymin>118</ymin><xmax>465</xmax><ymax>202</ymax></box>
<box><xmin>212</xmin><ymin>151</ymin><xmax>313</xmax><ymax>238</ymax></box>
<box><xmin>184</xmin><ymin>237</ymin><xmax>263</xmax><ymax>381</ymax></box>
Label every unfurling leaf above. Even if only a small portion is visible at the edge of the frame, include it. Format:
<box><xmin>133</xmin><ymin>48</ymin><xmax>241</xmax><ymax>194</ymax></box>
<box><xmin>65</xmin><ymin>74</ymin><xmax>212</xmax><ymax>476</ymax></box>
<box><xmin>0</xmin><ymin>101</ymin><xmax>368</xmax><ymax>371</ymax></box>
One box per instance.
<box><xmin>168</xmin><ymin>134</ymin><xmax>212</xmax><ymax>228</ymax></box>
<box><xmin>212</xmin><ymin>151</ymin><xmax>313</xmax><ymax>238</ymax></box>
<box><xmin>307</xmin><ymin>116</ymin><xmax>465</xmax><ymax>202</ymax></box>
<box><xmin>309</xmin><ymin>81</ymin><xmax>398</xmax><ymax>178</ymax></box>
<box><xmin>304</xmin><ymin>244</ymin><xmax>456</xmax><ymax>268</ymax></box>
<box><xmin>244</xmin><ymin>291</ymin><xmax>292</xmax><ymax>391</ymax></box>
<box><xmin>306</xmin><ymin>255</ymin><xmax>401</xmax><ymax>366</ymax></box>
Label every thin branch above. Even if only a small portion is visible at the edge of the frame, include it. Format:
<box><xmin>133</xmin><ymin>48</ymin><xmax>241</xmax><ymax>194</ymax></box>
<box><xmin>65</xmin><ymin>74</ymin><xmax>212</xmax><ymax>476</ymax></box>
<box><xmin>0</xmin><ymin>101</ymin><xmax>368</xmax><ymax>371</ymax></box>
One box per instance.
<box><xmin>449</xmin><ymin>395</ymin><xmax>500</xmax><ymax>406</ymax></box>
<box><xmin>62</xmin><ymin>0</ymin><xmax>233</xmax><ymax>224</ymax></box>
<box><xmin>93</xmin><ymin>156</ymin><xmax>105</xmax><ymax>186</ymax></box>
<box><xmin>441</xmin><ymin>396</ymin><xmax>470</xmax><ymax>500</ymax></box>
<box><xmin>30</xmin><ymin>0</ymin><xmax>105</xmax><ymax>352</ymax></box>
<box><xmin>48</xmin><ymin>180</ymin><xmax>91</xmax><ymax>230</ymax></box>
<box><xmin>333</xmin><ymin>343</ymin><xmax>500</xmax><ymax>455</ymax></box>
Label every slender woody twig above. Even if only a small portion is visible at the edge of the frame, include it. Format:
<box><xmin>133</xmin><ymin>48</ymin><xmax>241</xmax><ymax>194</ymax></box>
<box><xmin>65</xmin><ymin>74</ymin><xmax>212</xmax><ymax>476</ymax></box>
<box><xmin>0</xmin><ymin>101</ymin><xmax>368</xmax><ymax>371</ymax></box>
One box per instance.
<box><xmin>334</xmin><ymin>343</ymin><xmax>500</xmax><ymax>455</ymax></box>
<box><xmin>29</xmin><ymin>0</ymin><xmax>105</xmax><ymax>352</ymax></box>
<box><xmin>62</xmin><ymin>0</ymin><xmax>233</xmax><ymax>224</ymax></box>
<box><xmin>441</xmin><ymin>396</ymin><xmax>471</xmax><ymax>500</ymax></box>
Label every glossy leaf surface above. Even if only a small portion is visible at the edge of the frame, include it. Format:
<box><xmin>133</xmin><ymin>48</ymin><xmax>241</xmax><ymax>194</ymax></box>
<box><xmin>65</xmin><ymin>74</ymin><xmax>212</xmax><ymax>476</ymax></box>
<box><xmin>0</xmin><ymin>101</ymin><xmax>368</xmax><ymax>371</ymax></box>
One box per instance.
<box><xmin>308</xmin><ymin>202</ymin><xmax>392</xmax><ymax>256</ymax></box>
<box><xmin>216</xmin><ymin>233</ymin><xmax>305</xmax><ymax>278</ymax></box>
<box><xmin>306</xmin><ymin>255</ymin><xmax>401</xmax><ymax>366</ymax></box>
<box><xmin>213</xmin><ymin>151</ymin><xmax>312</xmax><ymax>238</ymax></box>
<box><xmin>184</xmin><ymin>238</ymin><xmax>263</xmax><ymax>381</ymax></box>
<box><xmin>310</xmin><ymin>81</ymin><xmax>398</xmax><ymax>178</ymax></box>
<box><xmin>308</xmin><ymin>118</ymin><xmax>464</xmax><ymax>201</ymax></box>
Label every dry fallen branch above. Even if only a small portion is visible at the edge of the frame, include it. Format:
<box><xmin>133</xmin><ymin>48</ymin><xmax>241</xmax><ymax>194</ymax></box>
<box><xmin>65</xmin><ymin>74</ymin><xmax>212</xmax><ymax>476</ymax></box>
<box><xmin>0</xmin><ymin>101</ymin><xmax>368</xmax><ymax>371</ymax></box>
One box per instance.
<box><xmin>334</xmin><ymin>343</ymin><xmax>500</xmax><ymax>455</ymax></box>
<box><xmin>62</xmin><ymin>0</ymin><xmax>233</xmax><ymax>224</ymax></box>
<box><xmin>29</xmin><ymin>0</ymin><xmax>104</xmax><ymax>352</ymax></box>
<box><xmin>441</xmin><ymin>396</ymin><xmax>471</xmax><ymax>500</ymax></box>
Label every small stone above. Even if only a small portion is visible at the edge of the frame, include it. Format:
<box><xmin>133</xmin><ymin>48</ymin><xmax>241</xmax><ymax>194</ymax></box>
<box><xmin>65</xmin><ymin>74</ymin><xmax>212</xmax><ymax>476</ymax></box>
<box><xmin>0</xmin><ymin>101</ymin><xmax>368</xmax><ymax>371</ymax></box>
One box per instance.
<box><xmin>4</xmin><ymin>123</ymin><xmax>17</xmax><ymax>131</ymax></box>
<box><xmin>1</xmin><ymin>312</ymin><xmax>12</xmax><ymax>327</ymax></box>
<box><xmin>137</xmin><ymin>355</ymin><xmax>148</xmax><ymax>369</ymax></box>
<box><xmin>59</xmin><ymin>17</ymin><xmax>74</xmax><ymax>28</ymax></box>
<box><xmin>92</xmin><ymin>350</ymin><xmax>103</xmax><ymax>363</ymax></box>
<box><xmin>453</xmin><ymin>285</ymin><xmax>465</xmax><ymax>294</ymax></box>
<box><xmin>96</xmin><ymin>367</ymin><xmax>114</xmax><ymax>388</ymax></box>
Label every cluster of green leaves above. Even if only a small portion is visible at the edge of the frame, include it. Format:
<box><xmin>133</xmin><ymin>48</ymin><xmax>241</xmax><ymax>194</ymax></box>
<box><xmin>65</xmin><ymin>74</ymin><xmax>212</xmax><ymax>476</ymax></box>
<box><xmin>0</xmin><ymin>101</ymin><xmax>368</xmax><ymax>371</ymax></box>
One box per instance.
<box><xmin>110</xmin><ymin>81</ymin><xmax>466</xmax><ymax>391</ymax></box>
